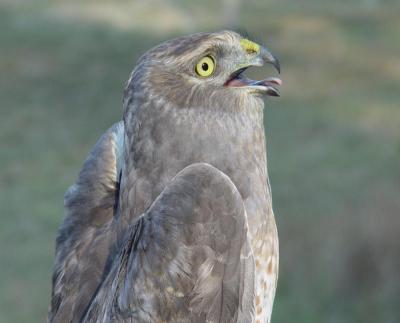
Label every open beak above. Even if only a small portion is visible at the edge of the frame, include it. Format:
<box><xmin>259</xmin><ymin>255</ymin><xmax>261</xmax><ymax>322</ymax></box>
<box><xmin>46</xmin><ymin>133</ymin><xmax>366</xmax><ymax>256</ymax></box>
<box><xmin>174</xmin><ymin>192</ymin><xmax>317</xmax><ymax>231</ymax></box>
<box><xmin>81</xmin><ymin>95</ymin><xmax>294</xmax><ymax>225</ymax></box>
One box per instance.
<box><xmin>225</xmin><ymin>46</ymin><xmax>282</xmax><ymax>97</ymax></box>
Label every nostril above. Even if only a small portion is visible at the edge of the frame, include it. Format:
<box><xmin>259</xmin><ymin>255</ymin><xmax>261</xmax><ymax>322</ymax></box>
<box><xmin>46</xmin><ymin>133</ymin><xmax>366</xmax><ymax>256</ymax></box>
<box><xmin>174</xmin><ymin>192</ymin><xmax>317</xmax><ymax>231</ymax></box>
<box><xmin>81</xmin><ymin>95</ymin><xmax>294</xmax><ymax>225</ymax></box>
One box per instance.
<box><xmin>246</xmin><ymin>48</ymin><xmax>258</xmax><ymax>55</ymax></box>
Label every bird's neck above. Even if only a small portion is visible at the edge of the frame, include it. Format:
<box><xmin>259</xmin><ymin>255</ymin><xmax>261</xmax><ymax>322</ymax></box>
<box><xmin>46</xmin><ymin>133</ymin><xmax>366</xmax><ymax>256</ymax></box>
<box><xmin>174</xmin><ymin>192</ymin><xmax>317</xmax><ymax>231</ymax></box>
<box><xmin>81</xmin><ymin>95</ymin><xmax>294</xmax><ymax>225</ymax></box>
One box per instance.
<box><xmin>120</xmin><ymin>99</ymin><xmax>272</xmax><ymax>237</ymax></box>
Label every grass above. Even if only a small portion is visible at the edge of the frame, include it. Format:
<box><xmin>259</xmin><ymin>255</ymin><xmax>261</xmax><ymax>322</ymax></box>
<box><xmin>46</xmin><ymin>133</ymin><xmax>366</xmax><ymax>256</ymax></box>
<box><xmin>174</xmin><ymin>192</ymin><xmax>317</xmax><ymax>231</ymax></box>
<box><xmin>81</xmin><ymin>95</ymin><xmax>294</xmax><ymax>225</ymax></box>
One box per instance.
<box><xmin>0</xmin><ymin>0</ymin><xmax>399</xmax><ymax>322</ymax></box>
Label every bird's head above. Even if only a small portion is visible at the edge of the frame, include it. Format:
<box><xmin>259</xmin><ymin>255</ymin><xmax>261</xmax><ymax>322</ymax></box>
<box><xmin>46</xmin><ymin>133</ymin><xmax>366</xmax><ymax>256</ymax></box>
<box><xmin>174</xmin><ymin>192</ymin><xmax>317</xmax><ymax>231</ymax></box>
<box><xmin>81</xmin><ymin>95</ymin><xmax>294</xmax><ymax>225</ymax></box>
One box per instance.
<box><xmin>124</xmin><ymin>30</ymin><xmax>281</xmax><ymax>111</ymax></box>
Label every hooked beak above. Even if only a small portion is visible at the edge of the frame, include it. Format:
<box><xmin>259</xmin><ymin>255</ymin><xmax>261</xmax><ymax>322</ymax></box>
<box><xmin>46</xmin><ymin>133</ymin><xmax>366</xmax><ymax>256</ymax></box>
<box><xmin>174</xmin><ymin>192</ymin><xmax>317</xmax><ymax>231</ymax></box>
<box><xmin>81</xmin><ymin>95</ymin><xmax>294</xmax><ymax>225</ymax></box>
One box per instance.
<box><xmin>225</xmin><ymin>45</ymin><xmax>282</xmax><ymax>97</ymax></box>
<box><xmin>261</xmin><ymin>46</ymin><xmax>281</xmax><ymax>74</ymax></box>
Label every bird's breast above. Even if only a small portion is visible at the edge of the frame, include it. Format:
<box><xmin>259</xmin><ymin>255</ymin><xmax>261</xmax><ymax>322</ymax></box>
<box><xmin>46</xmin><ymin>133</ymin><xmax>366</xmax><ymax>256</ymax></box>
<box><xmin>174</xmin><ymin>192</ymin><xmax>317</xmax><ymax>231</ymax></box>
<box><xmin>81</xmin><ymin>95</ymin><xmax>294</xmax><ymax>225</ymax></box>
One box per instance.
<box><xmin>121</xmin><ymin>104</ymin><xmax>279</xmax><ymax>321</ymax></box>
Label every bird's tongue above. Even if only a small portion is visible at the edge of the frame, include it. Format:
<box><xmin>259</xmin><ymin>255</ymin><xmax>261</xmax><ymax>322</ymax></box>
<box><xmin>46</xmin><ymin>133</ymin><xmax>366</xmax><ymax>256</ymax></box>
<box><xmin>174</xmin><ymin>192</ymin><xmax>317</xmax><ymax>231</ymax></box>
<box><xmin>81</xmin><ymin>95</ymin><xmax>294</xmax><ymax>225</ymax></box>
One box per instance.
<box><xmin>225</xmin><ymin>76</ymin><xmax>282</xmax><ymax>88</ymax></box>
<box><xmin>225</xmin><ymin>76</ymin><xmax>282</xmax><ymax>96</ymax></box>
<box><xmin>254</xmin><ymin>77</ymin><xmax>282</xmax><ymax>87</ymax></box>
<box><xmin>225</xmin><ymin>77</ymin><xmax>250</xmax><ymax>87</ymax></box>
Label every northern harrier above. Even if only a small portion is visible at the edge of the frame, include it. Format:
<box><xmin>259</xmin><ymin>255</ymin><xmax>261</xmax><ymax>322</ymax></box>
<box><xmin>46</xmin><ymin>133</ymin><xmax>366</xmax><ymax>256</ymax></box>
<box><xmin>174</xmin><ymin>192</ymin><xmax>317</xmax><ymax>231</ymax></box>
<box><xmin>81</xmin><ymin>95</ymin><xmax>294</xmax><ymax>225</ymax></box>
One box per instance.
<box><xmin>49</xmin><ymin>30</ymin><xmax>281</xmax><ymax>323</ymax></box>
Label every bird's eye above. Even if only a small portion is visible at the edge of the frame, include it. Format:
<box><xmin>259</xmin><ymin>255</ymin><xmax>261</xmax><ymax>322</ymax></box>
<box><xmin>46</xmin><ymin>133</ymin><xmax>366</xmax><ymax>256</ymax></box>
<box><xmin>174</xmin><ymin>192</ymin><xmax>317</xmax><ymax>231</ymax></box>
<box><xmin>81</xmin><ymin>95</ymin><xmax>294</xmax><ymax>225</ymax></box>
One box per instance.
<box><xmin>195</xmin><ymin>56</ymin><xmax>215</xmax><ymax>77</ymax></box>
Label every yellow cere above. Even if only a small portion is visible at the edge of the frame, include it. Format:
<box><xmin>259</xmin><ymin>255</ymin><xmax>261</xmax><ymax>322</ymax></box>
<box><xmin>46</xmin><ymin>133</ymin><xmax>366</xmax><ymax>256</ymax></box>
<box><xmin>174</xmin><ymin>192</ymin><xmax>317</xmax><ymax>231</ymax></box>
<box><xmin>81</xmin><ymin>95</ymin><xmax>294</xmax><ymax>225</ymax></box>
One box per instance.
<box><xmin>240</xmin><ymin>39</ymin><xmax>260</xmax><ymax>55</ymax></box>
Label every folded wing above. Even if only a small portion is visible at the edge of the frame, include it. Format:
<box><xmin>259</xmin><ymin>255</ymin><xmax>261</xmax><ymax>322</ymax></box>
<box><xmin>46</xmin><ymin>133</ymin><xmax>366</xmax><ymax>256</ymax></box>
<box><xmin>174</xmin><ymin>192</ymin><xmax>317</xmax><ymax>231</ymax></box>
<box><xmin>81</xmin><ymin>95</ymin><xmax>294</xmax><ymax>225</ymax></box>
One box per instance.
<box><xmin>83</xmin><ymin>163</ymin><xmax>255</xmax><ymax>323</ymax></box>
<box><xmin>49</xmin><ymin>122</ymin><xmax>124</xmax><ymax>322</ymax></box>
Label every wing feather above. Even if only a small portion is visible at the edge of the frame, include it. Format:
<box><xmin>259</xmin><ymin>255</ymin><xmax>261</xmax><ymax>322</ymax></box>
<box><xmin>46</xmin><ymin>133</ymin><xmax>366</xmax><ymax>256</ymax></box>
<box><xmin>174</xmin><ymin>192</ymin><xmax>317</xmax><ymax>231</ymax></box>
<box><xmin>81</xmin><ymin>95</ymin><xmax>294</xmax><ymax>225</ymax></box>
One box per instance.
<box><xmin>82</xmin><ymin>163</ymin><xmax>255</xmax><ymax>323</ymax></box>
<box><xmin>48</xmin><ymin>122</ymin><xmax>124</xmax><ymax>323</ymax></box>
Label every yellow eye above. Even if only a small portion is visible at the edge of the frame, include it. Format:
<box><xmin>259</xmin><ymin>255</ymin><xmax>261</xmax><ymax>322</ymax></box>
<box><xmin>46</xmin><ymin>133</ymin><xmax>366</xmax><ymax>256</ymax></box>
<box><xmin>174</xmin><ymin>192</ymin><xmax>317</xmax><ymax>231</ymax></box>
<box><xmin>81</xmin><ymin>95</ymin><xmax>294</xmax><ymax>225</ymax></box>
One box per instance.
<box><xmin>195</xmin><ymin>56</ymin><xmax>215</xmax><ymax>77</ymax></box>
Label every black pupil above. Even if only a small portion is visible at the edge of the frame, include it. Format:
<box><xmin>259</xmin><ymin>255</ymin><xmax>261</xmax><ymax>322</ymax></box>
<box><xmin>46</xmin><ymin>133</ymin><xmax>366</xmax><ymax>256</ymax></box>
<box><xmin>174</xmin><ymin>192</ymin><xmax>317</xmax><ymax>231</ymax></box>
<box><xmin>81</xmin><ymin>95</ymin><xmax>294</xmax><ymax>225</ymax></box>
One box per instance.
<box><xmin>202</xmin><ymin>62</ymin><xmax>209</xmax><ymax>71</ymax></box>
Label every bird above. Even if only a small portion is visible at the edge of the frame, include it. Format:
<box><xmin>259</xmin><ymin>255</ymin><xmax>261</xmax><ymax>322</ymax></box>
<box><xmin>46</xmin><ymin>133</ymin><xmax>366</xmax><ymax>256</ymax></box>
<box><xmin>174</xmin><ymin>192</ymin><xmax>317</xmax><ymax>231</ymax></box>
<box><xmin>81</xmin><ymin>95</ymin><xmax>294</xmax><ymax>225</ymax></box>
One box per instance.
<box><xmin>48</xmin><ymin>30</ymin><xmax>281</xmax><ymax>323</ymax></box>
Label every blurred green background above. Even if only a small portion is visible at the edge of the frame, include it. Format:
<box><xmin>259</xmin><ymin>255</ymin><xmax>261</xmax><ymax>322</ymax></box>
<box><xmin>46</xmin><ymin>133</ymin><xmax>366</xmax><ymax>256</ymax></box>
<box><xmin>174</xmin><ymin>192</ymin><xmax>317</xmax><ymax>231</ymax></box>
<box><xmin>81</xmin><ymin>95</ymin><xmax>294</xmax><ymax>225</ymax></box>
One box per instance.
<box><xmin>1</xmin><ymin>0</ymin><xmax>399</xmax><ymax>322</ymax></box>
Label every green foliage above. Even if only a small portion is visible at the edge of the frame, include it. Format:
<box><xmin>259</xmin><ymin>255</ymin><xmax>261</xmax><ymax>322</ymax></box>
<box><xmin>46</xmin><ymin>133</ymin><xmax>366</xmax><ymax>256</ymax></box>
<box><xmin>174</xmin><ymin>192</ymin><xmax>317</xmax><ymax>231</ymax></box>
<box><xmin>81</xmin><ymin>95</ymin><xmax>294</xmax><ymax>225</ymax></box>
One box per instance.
<box><xmin>0</xmin><ymin>1</ymin><xmax>399</xmax><ymax>322</ymax></box>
